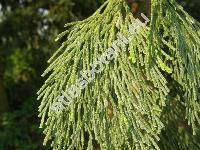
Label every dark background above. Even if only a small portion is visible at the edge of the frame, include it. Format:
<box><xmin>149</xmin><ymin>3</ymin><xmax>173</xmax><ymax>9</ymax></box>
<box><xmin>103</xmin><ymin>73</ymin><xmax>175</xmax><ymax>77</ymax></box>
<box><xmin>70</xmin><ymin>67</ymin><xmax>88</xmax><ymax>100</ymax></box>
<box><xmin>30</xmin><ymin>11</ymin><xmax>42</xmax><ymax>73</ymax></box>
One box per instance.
<box><xmin>0</xmin><ymin>0</ymin><xmax>199</xmax><ymax>149</ymax></box>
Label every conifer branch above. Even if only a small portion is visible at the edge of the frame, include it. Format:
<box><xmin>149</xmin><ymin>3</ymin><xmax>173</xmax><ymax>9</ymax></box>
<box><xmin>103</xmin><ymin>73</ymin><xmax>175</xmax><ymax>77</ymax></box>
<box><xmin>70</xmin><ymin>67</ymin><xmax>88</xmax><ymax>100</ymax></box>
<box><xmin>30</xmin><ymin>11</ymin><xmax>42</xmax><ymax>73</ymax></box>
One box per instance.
<box><xmin>37</xmin><ymin>0</ymin><xmax>200</xmax><ymax>149</ymax></box>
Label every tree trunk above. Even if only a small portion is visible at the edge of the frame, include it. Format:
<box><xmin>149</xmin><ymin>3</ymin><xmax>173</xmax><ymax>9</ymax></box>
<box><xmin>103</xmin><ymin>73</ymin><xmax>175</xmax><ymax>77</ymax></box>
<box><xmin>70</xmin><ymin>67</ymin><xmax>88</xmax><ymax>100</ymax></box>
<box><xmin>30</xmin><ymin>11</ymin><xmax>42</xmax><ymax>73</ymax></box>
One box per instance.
<box><xmin>146</xmin><ymin>0</ymin><xmax>151</xmax><ymax>17</ymax></box>
<box><xmin>127</xmin><ymin>0</ymin><xmax>151</xmax><ymax>18</ymax></box>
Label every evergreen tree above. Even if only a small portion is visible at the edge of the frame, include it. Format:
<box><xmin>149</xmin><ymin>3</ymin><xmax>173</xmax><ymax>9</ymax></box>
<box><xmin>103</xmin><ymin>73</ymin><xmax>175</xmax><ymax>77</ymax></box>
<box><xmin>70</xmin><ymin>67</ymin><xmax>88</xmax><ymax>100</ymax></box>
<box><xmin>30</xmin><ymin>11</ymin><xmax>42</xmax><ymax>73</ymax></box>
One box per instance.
<box><xmin>38</xmin><ymin>0</ymin><xmax>200</xmax><ymax>149</ymax></box>
<box><xmin>0</xmin><ymin>0</ymin><xmax>103</xmax><ymax>149</ymax></box>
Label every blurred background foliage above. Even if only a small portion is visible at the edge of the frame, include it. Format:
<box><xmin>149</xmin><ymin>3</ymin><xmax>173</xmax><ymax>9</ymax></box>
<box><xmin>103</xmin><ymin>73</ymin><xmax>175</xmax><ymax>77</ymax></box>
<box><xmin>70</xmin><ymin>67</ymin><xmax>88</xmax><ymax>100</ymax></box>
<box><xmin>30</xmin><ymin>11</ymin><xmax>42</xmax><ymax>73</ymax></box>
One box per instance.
<box><xmin>0</xmin><ymin>0</ymin><xmax>199</xmax><ymax>149</ymax></box>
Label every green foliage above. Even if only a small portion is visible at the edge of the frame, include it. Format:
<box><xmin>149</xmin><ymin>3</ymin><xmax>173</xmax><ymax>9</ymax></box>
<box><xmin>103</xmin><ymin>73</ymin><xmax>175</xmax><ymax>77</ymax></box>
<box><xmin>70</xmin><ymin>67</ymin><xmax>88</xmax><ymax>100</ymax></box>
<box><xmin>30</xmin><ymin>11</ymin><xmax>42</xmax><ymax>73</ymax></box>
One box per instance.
<box><xmin>38</xmin><ymin>0</ymin><xmax>200</xmax><ymax>149</ymax></box>
<box><xmin>179</xmin><ymin>0</ymin><xmax>200</xmax><ymax>20</ymax></box>
<box><xmin>0</xmin><ymin>0</ymin><xmax>199</xmax><ymax>149</ymax></box>
<box><xmin>0</xmin><ymin>0</ymin><xmax>105</xmax><ymax>149</ymax></box>
<box><xmin>0</xmin><ymin>96</ymin><xmax>49</xmax><ymax>149</ymax></box>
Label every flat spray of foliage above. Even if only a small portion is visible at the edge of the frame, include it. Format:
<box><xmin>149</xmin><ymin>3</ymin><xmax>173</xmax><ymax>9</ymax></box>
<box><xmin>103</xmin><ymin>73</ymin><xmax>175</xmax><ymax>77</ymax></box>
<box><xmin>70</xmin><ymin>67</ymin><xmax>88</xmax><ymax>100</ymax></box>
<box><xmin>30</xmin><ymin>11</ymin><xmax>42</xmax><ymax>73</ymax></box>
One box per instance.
<box><xmin>37</xmin><ymin>0</ymin><xmax>200</xmax><ymax>149</ymax></box>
